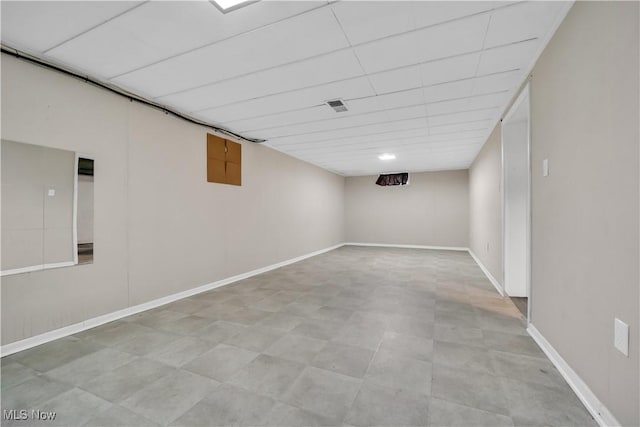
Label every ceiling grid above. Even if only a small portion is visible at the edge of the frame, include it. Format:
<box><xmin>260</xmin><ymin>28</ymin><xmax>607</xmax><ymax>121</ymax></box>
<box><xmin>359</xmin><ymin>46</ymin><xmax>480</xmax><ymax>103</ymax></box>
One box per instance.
<box><xmin>1</xmin><ymin>0</ymin><xmax>573</xmax><ymax>175</ymax></box>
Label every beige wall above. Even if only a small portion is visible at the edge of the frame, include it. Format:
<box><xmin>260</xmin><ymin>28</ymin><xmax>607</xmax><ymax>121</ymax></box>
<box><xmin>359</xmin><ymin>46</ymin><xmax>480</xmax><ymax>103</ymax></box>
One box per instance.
<box><xmin>345</xmin><ymin>170</ymin><xmax>469</xmax><ymax>248</ymax></box>
<box><xmin>1</xmin><ymin>141</ymin><xmax>76</xmax><ymax>271</ymax></box>
<box><xmin>528</xmin><ymin>2</ymin><xmax>639</xmax><ymax>425</ymax></box>
<box><xmin>468</xmin><ymin>126</ymin><xmax>503</xmax><ymax>285</ymax></box>
<box><xmin>469</xmin><ymin>2</ymin><xmax>639</xmax><ymax>424</ymax></box>
<box><xmin>0</xmin><ymin>53</ymin><xmax>345</xmax><ymax>345</ymax></box>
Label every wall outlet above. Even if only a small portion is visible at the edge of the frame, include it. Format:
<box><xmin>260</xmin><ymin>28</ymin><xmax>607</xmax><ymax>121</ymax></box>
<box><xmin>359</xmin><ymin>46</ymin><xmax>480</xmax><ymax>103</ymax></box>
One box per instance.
<box><xmin>614</xmin><ymin>318</ymin><xmax>629</xmax><ymax>357</ymax></box>
<box><xmin>47</xmin><ymin>189</ymin><xmax>56</xmax><ymax>197</ymax></box>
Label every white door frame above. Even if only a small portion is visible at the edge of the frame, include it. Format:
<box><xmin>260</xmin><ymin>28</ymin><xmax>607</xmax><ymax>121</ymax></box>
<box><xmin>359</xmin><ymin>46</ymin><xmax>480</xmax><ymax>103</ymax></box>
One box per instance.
<box><xmin>501</xmin><ymin>83</ymin><xmax>531</xmax><ymax>323</ymax></box>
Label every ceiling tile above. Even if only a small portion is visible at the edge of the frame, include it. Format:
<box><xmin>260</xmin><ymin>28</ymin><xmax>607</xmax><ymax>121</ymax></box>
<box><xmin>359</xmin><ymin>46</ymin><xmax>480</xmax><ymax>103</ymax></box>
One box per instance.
<box><xmin>196</xmin><ymin>77</ymin><xmax>374</xmax><ymax>123</ymax></box>
<box><xmin>354</xmin><ymin>30</ymin><xmax>420</xmax><ymax>74</ymax></box>
<box><xmin>368</xmin><ymin>66</ymin><xmax>422</xmax><ymax>95</ymax></box>
<box><xmin>112</xmin><ymin>7</ymin><xmax>350</xmax><ymax>97</ymax></box>
<box><xmin>249</xmin><ymin>105</ymin><xmax>427</xmax><ymax>139</ymax></box>
<box><xmin>471</xmin><ymin>70</ymin><xmax>522</xmax><ymax>94</ymax></box>
<box><xmin>476</xmin><ymin>39</ymin><xmax>539</xmax><ymax>75</ymax></box>
<box><xmin>331</xmin><ymin>1</ymin><xmax>416</xmax><ymax>45</ymax></box>
<box><xmin>420</xmin><ymin>52</ymin><xmax>480</xmax><ymax>86</ymax></box>
<box><xmin>412</xmin><ymin>1</ymin><xmax>494</xmax><ymax>29</ymax></box>
<box><xmin>427</xmin><ymin>108</ymin><xmax>498</xmax><ymax>127</ymax></box>
<box><xmin>422</xmin><ymin>80</ymin><xmax>474</xmax><ymax>104</ymax></box>
<box><xmin>1</xmin><ymin>1</ymin><xmax>141</xmax><ymax>53</ymax></box>
<box><xmin>416</xmin><ymin>14</ymin><xmax>490</xmax><ymax>63</ymax></box>
<box><xmin>484</xmin><ymin>1</ymin><xmax>563</xmax><ymax>48</ymax></box>
<box><xmin>46</xmin><ymin>1</ymin><xmax>231</xmax><ymax>78</ymax></box>
<box><xmin>146</xmin><ymin>49</ymin><xmax>364</xmax><ymax>110</ymax></box>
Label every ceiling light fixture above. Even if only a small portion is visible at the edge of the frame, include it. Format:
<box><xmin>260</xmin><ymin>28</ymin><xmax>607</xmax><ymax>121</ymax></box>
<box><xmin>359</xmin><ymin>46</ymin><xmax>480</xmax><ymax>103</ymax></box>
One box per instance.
<box><xmin>378</xmin><ymin>153</ymin><xmax>396</xmax><ymax>161</ymax></box>
<box><xmin>210</xmin><ymin>0</ymin><xmax>256</xmax><ymax>13</ymax></box>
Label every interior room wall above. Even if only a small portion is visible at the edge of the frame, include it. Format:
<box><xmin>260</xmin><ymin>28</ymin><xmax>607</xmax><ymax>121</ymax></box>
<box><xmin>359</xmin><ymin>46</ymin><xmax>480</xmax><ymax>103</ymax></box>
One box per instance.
<box><xmin>1</xmin><ymin>141</ymin><xmax>75</xmax><ymax>271</ymax></box>
<box><xmin>0</xmin><ymin>53</ymin><xmax>345</xmax><ymax>345</ymax></box>
<box><xmin>468</xmin><ymin>126</ymin><xmax>503</xmax><ymax>287</ymax></box>
<box><xmin>527</xmin><ymin>2</ymin><xmax>639</xmax><ymax>425</ymax></box>
<box><xmin>344</xmin><ymin>170</ymin><xmax>469</xmax><ymax>248</ymax></box>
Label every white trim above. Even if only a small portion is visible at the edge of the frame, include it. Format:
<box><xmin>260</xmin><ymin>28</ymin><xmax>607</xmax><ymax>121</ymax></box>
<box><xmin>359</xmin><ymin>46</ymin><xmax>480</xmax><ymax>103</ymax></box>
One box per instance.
<box><xmin>527</xmin><ymin>324</ymin><xmax>620</xmax><ymax>427</ymax></box>
<box><xmin>0</xmin><ymin>243</ymin><xmax>344</xmax><ymax>357</ymax></box>
<box><xmin>72</xmin><ymin>152</ymin><xmax>80</xmax><ymax>266</ymax></box>
<box><xmin>0</xmin><ymin>261</ymin><xmax>75</xmax><ymax>277</ymax></box>
<box><xmin>344</xmin><ymin>242</ymin><xmax>468</xmax><ymax>251</ymax></box>
<box><xmin>468</xmin><ymin>249</ymin><xmax>505</xmax><ymax>296</ymax></box>
<box><xmin>501</xmin><ymin>83</ymin><xmax>532</xmax><ymax>317</ymax></box>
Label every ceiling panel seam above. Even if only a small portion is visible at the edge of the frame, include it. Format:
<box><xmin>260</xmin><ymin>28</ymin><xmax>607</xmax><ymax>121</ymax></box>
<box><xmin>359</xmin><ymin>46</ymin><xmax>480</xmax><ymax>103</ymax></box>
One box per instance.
<box><xmin>42</xmin><ymin>1</ymin><xmax>149</xmax><ymax>54</ymax></box>
<box><xmin>186</xmin><ymin>40</ymin><xmax>533</xmax><ymax>113</ymax></box>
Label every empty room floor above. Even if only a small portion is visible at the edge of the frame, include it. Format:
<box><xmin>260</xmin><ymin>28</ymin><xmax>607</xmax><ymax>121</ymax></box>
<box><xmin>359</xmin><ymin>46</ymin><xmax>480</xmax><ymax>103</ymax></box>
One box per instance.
<box><xmin>1</xmin><ymin>246</ymin><xmax>595</xmax><ymax>426</ymax></box>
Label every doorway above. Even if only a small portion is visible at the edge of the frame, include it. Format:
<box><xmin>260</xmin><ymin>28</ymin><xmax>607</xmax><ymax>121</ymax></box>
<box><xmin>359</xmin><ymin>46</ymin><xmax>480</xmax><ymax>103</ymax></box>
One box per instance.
<box><xmin>502</xmin><ymin>84</ymin><xmax>531</xmax><ymax>321</ymax></box>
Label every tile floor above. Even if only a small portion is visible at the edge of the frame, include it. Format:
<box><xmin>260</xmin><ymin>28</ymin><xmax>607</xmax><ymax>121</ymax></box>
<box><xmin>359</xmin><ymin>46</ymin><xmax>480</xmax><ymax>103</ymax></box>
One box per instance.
<box><xmin>1</xmin><ymin>246</ymin><xmax>596</xmax><ymax>426</ymax></box>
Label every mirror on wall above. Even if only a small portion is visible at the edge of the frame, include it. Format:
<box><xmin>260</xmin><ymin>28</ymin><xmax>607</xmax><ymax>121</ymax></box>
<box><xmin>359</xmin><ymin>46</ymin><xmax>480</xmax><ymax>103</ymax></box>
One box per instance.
<box><xmin>1</xmin><ymin>140</ymin><xmax>94</xmax><ymax>276</ymax></box>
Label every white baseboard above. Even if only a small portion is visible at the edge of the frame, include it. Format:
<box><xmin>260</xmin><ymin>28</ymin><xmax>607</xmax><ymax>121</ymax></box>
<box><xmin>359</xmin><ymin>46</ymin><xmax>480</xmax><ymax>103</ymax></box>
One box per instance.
<box><xmin>467</xmin><ymin>249</ymin><xmax>504</xmax><ymax>296</ymax></box>
<box><xmin>0</xmin><ymin>243</ymin><xmax>344</xmax><ymax>357</ymax></box>
<box><xmin>345</xmin><ymin>242</ymin><xmax>468</xmax><ymax>251</ymax></box>
<box><xmin>527</xmin><ymin>324</ymin><xmax>620</xmax><ymax>427</ymax></box>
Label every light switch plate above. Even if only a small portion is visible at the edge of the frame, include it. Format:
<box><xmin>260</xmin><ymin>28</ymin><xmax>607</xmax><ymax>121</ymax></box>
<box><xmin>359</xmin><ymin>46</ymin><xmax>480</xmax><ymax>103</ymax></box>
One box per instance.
<box><xmin>614</xmin><ymin>318</ymin><xmax>629</xmax><ymax>357</ymax></box>
<box><xmin>542</xmin><ymin>159</ymin><xmax>549</xmax><ymax>177</ymax></box>
<box><xmin>47</xmin><ymin>189</ymin><xmax>56</xmax><ymax>197</ymax></box>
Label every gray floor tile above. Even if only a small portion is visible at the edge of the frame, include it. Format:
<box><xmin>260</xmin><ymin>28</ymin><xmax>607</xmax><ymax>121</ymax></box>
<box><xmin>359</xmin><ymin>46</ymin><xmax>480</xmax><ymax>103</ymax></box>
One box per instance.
<box><xmin>378</xmin><ymin>330</ymin><xmax>433</xmax><ymax>362</ymax></box>
<box><xmin>332</xmin><ymin>324</ymin><xmax>385</xmax><ymax>351</ymax></box>
<box><xmin>429</xmin><ymin>397</ymin><xmax>514</xmax><ymax>427</ymax></box>
<box><xmin>1</xmin><ymin>362</ymin><xmax>37</xmax><ymax>390</ymax></box>
<box><xmin>282</xmin><ymin>367</ymin><xmax>361</xmax><ymax>423</ymax></box>
<box><xmin>492</xmin><ymin>350</ymin><xmax>570</xmax><ymax>390</ymax></box>
<box><xmin>227</xmin><ymin>354</ymin><xmax>305</xmax><ymax>399</ymax></box>
<box><xmin>1</xmin><ymin>247</ymin><xmax>595</xmax><ymax>427</ymax></box>
<box><xmin>364</xmin><ymin>349</ymin><xmax>432</xmax><ymax>395</ymax></box>
<box><xmin>81</xmin><ymin>358</ymin><xmax>174</xmax><ymax>402</ymax></box>
<box><xmin>482</xmin><ymin>330</ymin><xmax>545</xmax><ymax>358</ymax></box>
<box><xmin>290</xmin><ymin>318</ymin><xmax>344</xmax><ymax>340</ymax></box>
<box><xmin>82</xmin><ymin>404</ymin><xmax>161</xmax><ymax>427</ymax></box>
<box><xmin>152</xmin><ymin>315</ymin><xmax>213</xmax><ymax>335</ymax></box>
<box><xmin>1</xmin><ymin>376</ymin><xmax>73</xmax><ymax>410</ymax></box>
<box><xmin>36</xmin><ymin>388</ymin><xmax>111</xmax><ymax>426</ymax></box>
<box><xmin>310</xmin><ymin>306</ymin><xmax>354</xmax><ymax>322</ymax></box>
<box><xmin>184</xmin><ymin>343</ymin><xmax>258</xmax><ymax>381</ymax></box>
<box><xmin>193</xmin><ymin>320</ymin><xmax>246</xmax><ymax>343</ymax></box>
<box><xmin>261</xmin><ymin>403</ymin><xmax>339</xmax><ymax>427</ymax></box>
<box><xmin>433</xmin><ymin>324</ymin><xmax>486</xmax><ymax>348</ymax></box>
<box><xmin>433</xmin><ymin>341</ymin><xmax>496</xmax><ymax>374</ymax></box>
<box><xmin>311</xmin><ymin>342</ymin><xmax>374</xmax><ymax>379</ymax></box>
<box><xmin>146</xmin><ymin>336</ymin><xmax>213</xmax><ymax>367</ymax></box>
<box><xmin>263</xmin><ymin>334</ymin><xmax>327</xmax><ymax>364</ymax></box>
<box><xmin>112</xmin><ymin>329</ymin><xmax>180</xmax><ymax>356</ymax></box>
<box><xmin>501</xmin><ymin>377</ymin><xmax>597</xmax><ymax>427</ymax></box>
<box><xmin>120</xmin><ymin>369</ymin><xmax>218</xmax><ymax>425</ymax></box>
<box><xmin>258</xmin><ymin>312</ymin><xmax>305</xmax><ymax>331</ymax></box>
<box><xmin>431</xmin><ymin>364</ymin><xmax>509</xmax><ymax>415</ymax></box>
<box><xmin>7</xmin><ymin>337</ymin><xmax>104</xmax><ymax>373</ymax></box>
<box><xmin>45</xmin><ymin>348</ymin><xmax>136</xmax><ymax>386</ymax></box>
<box><xmin>171</xmin><ymin>383</ymin><xmax>275</xmax><ymax>427</ymax></box>
<box><xmin>345</xmin><ymin>381</ymin><xmax>429</xmax><ymax>427</ymax></box>
<box><xmin>223</xmin><ymin>325</ymin><xmax>284</xmax><ymax>352</ymax></box>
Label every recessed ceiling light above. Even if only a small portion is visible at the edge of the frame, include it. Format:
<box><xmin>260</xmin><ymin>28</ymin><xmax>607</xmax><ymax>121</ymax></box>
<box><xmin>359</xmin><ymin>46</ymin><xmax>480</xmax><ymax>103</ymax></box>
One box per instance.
<box><xmin>211</xmin><ymin>0</ymin><xmax>256</xmax><ymax>13</ymax></box>
<box><xmin>378</xmin><ymin>153</ymin><xmax>396</xmax><ymax>161</ymax></box>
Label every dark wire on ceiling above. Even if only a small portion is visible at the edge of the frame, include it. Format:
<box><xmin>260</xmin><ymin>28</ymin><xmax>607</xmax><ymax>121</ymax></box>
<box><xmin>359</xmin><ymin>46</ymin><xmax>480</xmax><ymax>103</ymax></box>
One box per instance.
<box><xmin>1</xmin><ymin>45</ymin><xmax>266</xmax><ymax>144</ymax></box>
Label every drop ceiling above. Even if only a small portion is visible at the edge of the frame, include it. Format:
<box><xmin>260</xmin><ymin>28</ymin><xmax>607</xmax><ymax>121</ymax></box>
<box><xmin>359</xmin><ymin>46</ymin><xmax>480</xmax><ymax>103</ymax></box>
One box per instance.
<box><xmin>1</xmin><ymin>1</ymin><xmax>572</xmax><ymax>176</ymax></box>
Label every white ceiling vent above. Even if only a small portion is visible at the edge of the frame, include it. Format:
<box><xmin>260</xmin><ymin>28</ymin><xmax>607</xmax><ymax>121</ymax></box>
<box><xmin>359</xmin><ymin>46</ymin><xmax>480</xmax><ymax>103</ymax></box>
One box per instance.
<box><xmin>326</xmin><ymin>99</ymin><xmax>348</xmax><ymax>113</ymax></box>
